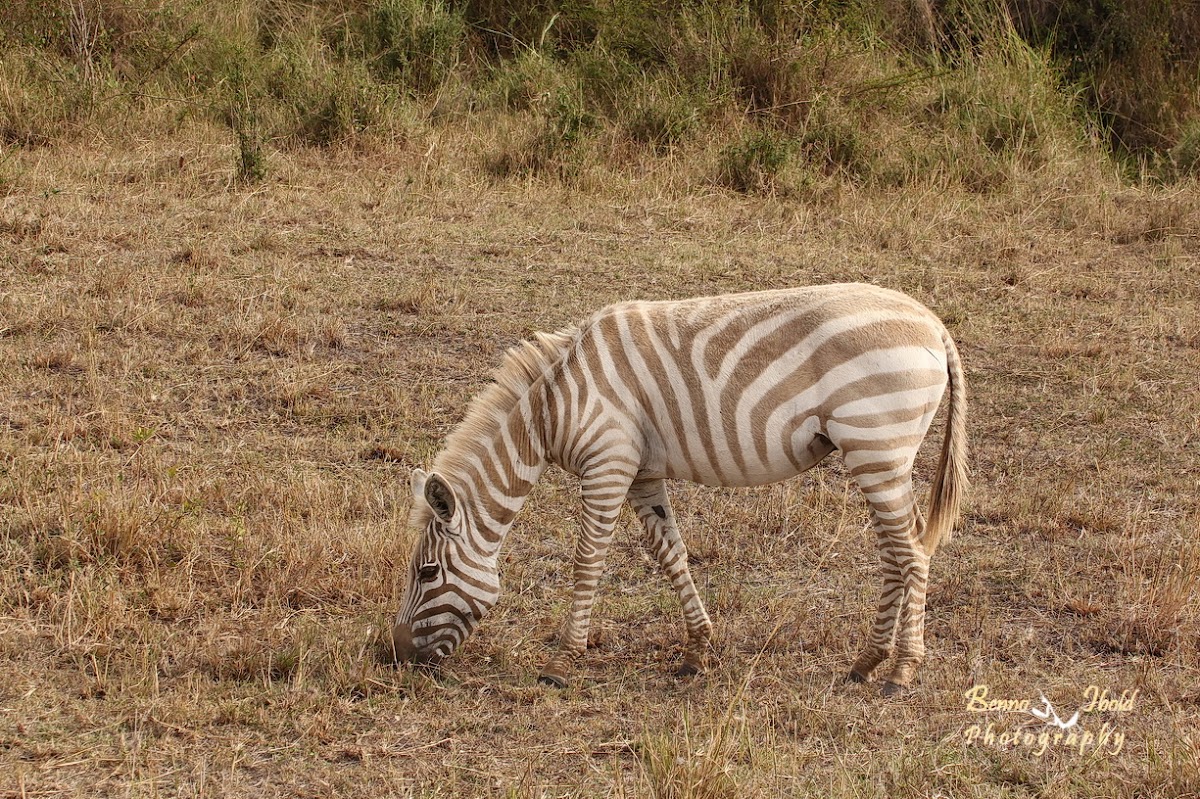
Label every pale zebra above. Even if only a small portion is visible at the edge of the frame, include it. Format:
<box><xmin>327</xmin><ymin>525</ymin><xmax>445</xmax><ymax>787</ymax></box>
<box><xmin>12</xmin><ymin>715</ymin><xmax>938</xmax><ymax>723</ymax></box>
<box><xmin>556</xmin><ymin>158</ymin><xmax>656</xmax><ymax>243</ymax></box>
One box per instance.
<box><xmin>390</xmin><ymin>282</ymin><xmax>967</xmax><ymax>694</ymax></box>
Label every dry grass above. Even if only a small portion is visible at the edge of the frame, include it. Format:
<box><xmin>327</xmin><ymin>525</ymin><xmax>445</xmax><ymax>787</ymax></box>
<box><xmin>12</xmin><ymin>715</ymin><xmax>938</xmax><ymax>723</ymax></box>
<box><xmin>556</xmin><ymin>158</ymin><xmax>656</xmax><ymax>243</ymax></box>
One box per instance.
<box><xmin>1</xmin><ymin>123</ymin><xmax>1199</xmax><ymax>797</ymax></box>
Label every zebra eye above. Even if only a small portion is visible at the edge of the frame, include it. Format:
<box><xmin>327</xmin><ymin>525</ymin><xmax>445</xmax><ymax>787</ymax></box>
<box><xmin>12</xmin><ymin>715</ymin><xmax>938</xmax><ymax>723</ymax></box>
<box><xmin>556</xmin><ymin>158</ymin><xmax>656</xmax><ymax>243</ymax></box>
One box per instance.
<box><xmin>417</xmin><ymin>563</ymin><xmax>440</xmax><ymax>582</ymax></box>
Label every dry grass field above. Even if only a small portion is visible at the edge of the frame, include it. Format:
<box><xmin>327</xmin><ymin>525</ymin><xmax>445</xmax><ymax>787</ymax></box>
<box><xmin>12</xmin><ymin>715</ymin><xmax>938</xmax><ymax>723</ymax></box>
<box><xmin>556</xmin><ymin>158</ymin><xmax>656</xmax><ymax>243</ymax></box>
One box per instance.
<box><xmin>1</xmin><ymin>125</ymin><xmax>1199</xmax><ymax>797</ymax></box>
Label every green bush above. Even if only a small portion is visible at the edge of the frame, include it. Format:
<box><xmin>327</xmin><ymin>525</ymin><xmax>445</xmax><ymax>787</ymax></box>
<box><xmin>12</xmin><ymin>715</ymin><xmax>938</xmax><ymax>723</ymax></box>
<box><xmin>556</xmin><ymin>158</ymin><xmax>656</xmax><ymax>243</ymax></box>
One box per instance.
<box><xmin>806</xmin><ymin>117</ymin><xmax>871</xmax><ymax>175</ymax></box>
<box><xmin>0</xmin><ymin>49</ymin><xmax>96</xmax><ymax>146</ymax></box>
<box><xmin>227</xmin><ymin>67</ymin><xmax>268</xmax><ymax>183</ymax></box>
<box><xmin>487</xmin><ymin>87</ymin><xmax>596</xmax><ymax>178</ymax></box>
<box><xmin>571</xmin><ymin>45</ymin><xmax>644</xmax><ymax>115</ymax></box>
<box><xmin>716</xmin><ymin>128</ymin><xmax>794</xmax><ymax>193</ymax></box>
<box><xmin>915</xmin><ymin>16</ymin><xmax>1084</xmax><ymax>189</ymax></box>
<box><xmin>2</xmin><ymin>0</ymin><xmax>1194</xmax><ymax>186</ymax></box>
<box><xmin>454</xmin><ymin>0</ymin><xmax>602</xmax><ymax>56</ymax></box>
<box><xmin>358</xmin><ymin>0</ymin><xmax>466</xmax><ymax>94</ymax></box>
<box><xmin>296</xmin><ymin>81</ymin><xmax>388</xmax><ymax>146</ymax></box>
<box><xmin>624</xmin><ymin>85</ymin><xmax>702</xmax><ymax>153</ymax></box>
<box><xmin>951</xmin><ymin>0</ymin><xmax>1200</xmax><ymax>156</ymax></box>
<box><xmin>1171</xmin><ymin>123</ymin><xmax>1200</xmax><ymax>178</ymax></box>
<box><xmin>484</xmin><ymin>51</ymin><xmax>570</xmax><ymax>111</ymax></box>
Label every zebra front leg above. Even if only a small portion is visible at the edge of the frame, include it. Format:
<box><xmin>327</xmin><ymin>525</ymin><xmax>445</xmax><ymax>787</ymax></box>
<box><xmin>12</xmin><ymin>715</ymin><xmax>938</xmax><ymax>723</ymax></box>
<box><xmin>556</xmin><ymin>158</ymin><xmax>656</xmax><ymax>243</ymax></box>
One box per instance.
<box><xmin>538</xmin><ymin>466</ymin><xmax>633</xmax><ymax>688</ymax></box>
<box><xmin>627</xmin><ymin>478</ymin><xmax>712</xmax><ymax>678</ymax></box>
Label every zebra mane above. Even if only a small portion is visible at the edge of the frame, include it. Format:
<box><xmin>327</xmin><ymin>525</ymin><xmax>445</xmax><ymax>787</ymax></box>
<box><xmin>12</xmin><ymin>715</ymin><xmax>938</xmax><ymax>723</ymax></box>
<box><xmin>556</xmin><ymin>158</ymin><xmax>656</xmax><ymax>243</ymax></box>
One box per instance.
<box><xmin>432</xmin><ymin>325</ymin><xmax>580</xmax><ymax>479</ymax></box>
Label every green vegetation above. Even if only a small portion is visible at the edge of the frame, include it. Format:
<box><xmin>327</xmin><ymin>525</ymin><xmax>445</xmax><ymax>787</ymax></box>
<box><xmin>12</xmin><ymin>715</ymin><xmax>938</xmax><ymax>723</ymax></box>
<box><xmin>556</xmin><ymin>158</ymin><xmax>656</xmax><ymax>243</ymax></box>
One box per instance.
<box><xmin>2</xmin><ymin>0</ymin><xmax>1197</xmax><ymax>185</ymax></box>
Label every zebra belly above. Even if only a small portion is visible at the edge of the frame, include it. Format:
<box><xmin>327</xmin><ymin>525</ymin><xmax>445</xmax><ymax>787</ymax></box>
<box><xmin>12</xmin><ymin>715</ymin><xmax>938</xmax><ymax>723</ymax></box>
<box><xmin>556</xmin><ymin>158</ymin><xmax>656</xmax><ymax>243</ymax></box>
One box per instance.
<box><xmin>640</xmin><ymin>411</ymin><xmax>833</xmax><ymax>488</ymax></box>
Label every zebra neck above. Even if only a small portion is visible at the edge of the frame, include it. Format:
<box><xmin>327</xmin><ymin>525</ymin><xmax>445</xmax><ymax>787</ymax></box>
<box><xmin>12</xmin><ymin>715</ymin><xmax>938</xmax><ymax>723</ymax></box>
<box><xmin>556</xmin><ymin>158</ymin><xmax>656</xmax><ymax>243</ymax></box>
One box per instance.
<box><xmin>438</xmin><ymin>387</ymin><xmax>550</xmax><ymax>552</ymax></box>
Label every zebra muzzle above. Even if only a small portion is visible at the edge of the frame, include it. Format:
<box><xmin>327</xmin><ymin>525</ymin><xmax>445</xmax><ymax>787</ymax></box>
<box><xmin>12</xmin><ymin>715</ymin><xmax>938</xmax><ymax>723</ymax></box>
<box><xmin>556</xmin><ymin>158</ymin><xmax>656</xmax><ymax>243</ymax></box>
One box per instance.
<box><xmin>390</xmin><ymin>622</ymin><xmax>446</xmax><ymax>668</ymax></box>
<box><xmin>390</xmin><ymin>622</ymin><xmax>417</xmax><ymax>663</ymax></box>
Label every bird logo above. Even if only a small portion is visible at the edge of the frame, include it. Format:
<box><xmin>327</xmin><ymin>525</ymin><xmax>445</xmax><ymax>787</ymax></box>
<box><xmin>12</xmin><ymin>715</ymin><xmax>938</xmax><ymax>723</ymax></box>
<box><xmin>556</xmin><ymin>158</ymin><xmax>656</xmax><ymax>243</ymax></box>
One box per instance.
<box><xmin>1029</xmin><ymin>693</ymin><xmax>1080</xmax><ymax>729</ymax></box>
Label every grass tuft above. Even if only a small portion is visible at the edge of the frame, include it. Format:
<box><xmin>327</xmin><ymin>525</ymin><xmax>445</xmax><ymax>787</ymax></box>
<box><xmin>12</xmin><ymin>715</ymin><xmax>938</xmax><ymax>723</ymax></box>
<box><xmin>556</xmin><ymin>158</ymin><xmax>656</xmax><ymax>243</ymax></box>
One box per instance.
<box><xmin>1110</xmin><ymin>537</ymin><xmax>1200</xmax><ymax>656</ymax></box>
<box><xmin>359</xmin><ymin>0</ymin><xmax>465</xmax><ymax>94</ymax></box>
<box><xmin>639</xmin><ymin>714</ymin><xmax>738</xmax><ymax>799</ymax></box>
<box><xmin>624</xmin><ymin>81</ymin><xmax>702</xmax><ymax>153</ymax></box>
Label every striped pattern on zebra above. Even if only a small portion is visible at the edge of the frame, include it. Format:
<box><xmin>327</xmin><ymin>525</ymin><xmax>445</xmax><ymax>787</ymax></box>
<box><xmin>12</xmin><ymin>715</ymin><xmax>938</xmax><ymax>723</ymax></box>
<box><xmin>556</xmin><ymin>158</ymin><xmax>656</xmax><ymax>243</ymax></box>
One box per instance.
<box><xmin>390</xmin><ymin>282</ymin><xmax>968</xmax><ymax>694</ymax></box>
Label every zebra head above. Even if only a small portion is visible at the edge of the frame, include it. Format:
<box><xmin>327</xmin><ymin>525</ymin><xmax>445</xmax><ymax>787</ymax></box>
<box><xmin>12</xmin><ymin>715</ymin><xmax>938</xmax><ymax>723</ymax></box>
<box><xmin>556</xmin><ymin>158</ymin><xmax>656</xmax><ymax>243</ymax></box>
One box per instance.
<box><xmin>391</xmin><ymin>468</ymin><xmax>500</xmax><ymax>666</ymax></box>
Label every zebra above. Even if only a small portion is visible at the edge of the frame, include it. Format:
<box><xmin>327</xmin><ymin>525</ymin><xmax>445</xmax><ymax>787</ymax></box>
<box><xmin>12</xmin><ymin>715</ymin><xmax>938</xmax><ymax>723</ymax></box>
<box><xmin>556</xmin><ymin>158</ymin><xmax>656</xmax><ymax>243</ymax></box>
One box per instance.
<box><xmin>390</xmin><ymin>283</ymin><xmax>967</xmax><ymax>695</ymax></box>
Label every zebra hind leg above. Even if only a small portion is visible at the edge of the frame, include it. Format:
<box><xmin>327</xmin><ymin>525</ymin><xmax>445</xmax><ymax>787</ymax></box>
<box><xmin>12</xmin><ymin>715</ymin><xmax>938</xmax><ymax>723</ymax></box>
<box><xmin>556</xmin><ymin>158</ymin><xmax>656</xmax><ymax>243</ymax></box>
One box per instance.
<box><xmin>847</xmin><ymin>525</ymin><xmax>901</xmax><ymax>685</ymax></box>
<box><xmin>627</xmin><ymin>478</ymin><xmax>713</xmax><ymax>677</ymax></box>
<box><xmin>878</xmin><ymin>516</ymin><xmax>929</xmax><ymax>695</ymax></box>
<box><xmin>848</xmin><ymin>462</ymin><xmax>930</xmax><ymax>696</ymax></box>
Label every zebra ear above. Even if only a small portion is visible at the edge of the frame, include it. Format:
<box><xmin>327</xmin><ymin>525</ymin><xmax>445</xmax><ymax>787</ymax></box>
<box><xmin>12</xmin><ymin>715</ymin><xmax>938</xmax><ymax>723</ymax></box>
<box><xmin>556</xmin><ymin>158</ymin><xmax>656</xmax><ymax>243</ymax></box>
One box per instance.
<box><xmin>423</xmin><ymin>472</ymin><xmax>458</xmax><ymax>524</ymax></box>
<box><xmin>410</xmin><ymin>469</ymin><xmax>428</xmax><ymax>503</ymax></box>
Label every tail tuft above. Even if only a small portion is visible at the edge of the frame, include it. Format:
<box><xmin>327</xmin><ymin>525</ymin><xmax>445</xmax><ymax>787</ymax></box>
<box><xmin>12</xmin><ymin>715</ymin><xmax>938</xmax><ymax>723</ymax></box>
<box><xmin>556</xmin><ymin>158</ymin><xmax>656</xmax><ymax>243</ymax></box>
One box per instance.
<box><xmin>923</xmin><ymin>330</ymin><xmax>968</xmax><ymax>554</ymax></box>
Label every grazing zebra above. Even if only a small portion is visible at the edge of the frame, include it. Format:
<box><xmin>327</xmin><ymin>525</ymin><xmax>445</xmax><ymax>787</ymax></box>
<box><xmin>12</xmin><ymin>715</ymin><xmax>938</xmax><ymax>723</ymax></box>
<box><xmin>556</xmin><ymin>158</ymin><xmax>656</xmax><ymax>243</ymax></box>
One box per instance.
<box><xmin>391</xmin><ymin>283</ymin><xmax>967</xmax><ymax>695</ymax></box>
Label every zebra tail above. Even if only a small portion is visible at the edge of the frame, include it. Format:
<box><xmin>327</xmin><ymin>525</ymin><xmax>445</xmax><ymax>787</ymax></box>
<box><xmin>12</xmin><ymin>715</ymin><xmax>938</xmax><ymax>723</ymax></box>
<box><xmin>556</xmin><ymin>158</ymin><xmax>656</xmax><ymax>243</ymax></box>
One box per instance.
<box><xmin>923</xmin><ymin>330</ymin><xmax>968</xmax><ymax>554</ymax></box>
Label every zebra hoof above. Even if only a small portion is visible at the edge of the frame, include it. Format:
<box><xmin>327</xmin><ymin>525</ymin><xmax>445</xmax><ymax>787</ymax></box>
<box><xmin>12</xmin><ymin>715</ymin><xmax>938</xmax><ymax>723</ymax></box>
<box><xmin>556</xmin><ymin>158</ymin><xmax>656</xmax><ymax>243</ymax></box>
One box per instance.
<box><xmin>537</xmin><ymin>672</ymin><xmax>569</xmax><ymax>689</ymax></box>
<box><xmin>846</xmin><ymin>669</ymin><xmax>869</xmax><ymax>684</ymax></box>
<box><xmin>674</xmin><ymin>661</ymin><xmax>702</xmax><ymax>678</ymax></box>
<box><xmin>881</xmin><ymin>681</ymin><xmax>907</xmax><ymax>698</ymax></box>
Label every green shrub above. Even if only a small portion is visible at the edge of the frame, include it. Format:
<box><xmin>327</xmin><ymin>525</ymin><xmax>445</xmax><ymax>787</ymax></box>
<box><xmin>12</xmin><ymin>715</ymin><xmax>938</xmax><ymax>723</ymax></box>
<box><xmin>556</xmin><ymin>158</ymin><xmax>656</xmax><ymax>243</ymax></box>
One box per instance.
<box><xmin>726</xmin><ymin>26</ymin><xmax>802</xmax><ymax>115</ymax></box>
<box><xmin>571</xmin><ymin>45</ymin><xmax>644</xmax><ymax>114</ymax></box>
<box><xmin>1</xmin><ymin>0</ymin><xmax>1188</xmax><ymax>187</ymax></box>
<box><xmin>263</xmin><ymin>35</ymin><xmax>393</xmax><ymax>146</ymax></box>
<box><xmin>543</xmin><ymin>89</ymin><xmax>593</xmax><ymax>148</ymax></box>
<box><xmin>801</xmin><ymin>113</ymin><xmax>873</xmax><ymax>178</ymax></box>
<box><xmin>487</xmin><ymin>87</ymin><xmax>596</xmax><ymax>179</ymax></box>
<box><xmin>715</xmin><ymin>128</ymin><xmax>793</xmax><ymax>193</ymax></box>
<box><xmin>624</xmin><ymin>85</ymin><xmax>702</xmax><ymax>153</ymax></box>
<box><xmin>916</xmin><ymin>15</ymin><xmax>1082</xmax><ymax>190</ymax></box>
<box><xmin>455</xmin><ymin>0</ymin><xmax>601</xmax><ymax>56</ymax></box>
<box><xmin>296</xmin><ymin>80</ymin><xmax>387</xmax><ymax>146</ymax></box>
<box><xmin>1171</xmin><ymin>123</ymin><xmax>1200</xmax><ymax>179</ymax></box>
<box><xmin>226</xmin><ymin>67</ymin><xmax>268</xmax><ymax>183</ymax></box>
<box><xmin>359</xmin><ymin>0</ymin><xmax>465</xmax><ymax>95</ymax></box>
<box><xmin>949</xmin><ymin>0</ymin><xmax>1200</xmax><ymax>157</ymax></box>
<box><xmin>0</xmin><ymin>49</ymin><xmax>98</xmax><ymax>146</ymax></box>
<box><xmin>485</xmin><ymin>51</ymin><xmax>570</xmax><ymax>111</ymax></box>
